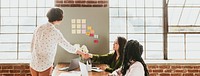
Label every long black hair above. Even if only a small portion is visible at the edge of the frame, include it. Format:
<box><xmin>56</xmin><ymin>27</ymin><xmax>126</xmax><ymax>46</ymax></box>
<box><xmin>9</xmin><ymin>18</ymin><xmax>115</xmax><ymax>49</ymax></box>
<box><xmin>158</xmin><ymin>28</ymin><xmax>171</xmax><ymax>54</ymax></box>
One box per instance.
<box><xmin>112</xmin><ymin>37</ymin><xmax>127</xmax><ymax>69</ymax></box>
<box><xmin>121</xmin><ymin>40</ymin><xmax>149</xmax><ymax>76</ymax></box>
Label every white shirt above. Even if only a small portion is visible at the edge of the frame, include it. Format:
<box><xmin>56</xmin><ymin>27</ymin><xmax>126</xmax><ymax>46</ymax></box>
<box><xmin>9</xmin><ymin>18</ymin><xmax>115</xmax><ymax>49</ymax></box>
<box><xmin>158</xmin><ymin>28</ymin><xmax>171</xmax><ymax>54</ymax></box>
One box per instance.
<box><xmin>112</xmin><ymin>61</ymin><xmax>145</xmax><ymax>76</ymax></box>
<box><xmin>30</xmin><ymin>23</ymin><xmax>78</xmax><ymax>72</ymax></box>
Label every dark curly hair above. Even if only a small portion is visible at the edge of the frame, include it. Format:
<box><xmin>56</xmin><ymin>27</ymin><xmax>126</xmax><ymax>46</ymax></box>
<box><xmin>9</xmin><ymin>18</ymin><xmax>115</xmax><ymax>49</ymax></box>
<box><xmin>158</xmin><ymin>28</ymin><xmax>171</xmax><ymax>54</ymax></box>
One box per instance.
<box><xmin>121</xmin><ymin>40</ymin><xmax>149</xmax><ymax>76</ymax></box>
<box><xmin>46</xmin><ymin>8</ymin><xmax>63</xmax><ymax>22</ymax></box>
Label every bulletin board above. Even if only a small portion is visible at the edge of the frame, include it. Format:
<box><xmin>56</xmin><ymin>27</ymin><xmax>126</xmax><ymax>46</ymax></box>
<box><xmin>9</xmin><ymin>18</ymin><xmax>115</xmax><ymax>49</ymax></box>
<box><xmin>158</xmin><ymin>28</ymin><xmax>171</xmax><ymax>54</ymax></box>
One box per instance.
<box><xmin>54</xmin><ymin>7</ymin><xmax>109</xmax><ymax>64</ymax></box>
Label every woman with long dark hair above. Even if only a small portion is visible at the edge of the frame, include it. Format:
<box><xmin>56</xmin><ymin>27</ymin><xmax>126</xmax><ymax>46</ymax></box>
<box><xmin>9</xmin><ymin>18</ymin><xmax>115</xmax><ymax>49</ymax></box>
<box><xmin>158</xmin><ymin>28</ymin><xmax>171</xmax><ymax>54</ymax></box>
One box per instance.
<box><xmin>84</xmin><ymin>36</ymin><xmax>127</xmax><ymax>73</ymax></box>
<box><xmin>111</xmin><ymin>40</ymin><xmax>149</xmax><ymax>76</ymax></box>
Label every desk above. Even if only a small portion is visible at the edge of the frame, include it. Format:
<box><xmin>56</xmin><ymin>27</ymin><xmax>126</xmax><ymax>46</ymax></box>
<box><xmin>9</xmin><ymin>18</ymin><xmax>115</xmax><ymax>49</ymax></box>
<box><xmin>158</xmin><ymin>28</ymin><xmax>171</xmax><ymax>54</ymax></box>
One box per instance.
<box><xmin>52</xmin><ymin>63</ymin><xmax>110</xmax><ymax>76</ymax></box>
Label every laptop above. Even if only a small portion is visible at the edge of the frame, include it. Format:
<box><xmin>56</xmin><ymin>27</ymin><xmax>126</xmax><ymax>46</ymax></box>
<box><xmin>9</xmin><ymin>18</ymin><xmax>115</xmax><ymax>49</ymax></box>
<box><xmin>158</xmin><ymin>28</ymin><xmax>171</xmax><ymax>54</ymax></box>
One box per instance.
<box><xmin>59</xmin><ymin>58</ymin><xmax>79</xmax><ymax>71</ymax></box>
<box><xmin>79</xmin><ymin>61</ymin><xmax>89</xmax><ymax>76</ymax></box>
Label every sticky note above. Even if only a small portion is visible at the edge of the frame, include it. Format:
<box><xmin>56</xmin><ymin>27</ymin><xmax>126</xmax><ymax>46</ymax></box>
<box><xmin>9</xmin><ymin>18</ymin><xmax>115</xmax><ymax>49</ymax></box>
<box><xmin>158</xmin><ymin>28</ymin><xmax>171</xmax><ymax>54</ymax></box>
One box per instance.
<box><xmin>94</xmin><ymin>35</ymin><xmax>98</xmax><ymax>38</ymax></box>
<box><xmin>86</xmin><ymin>32</ymin><xmax>90</xmax><ymax>36</ymax></box>
<box><xmin>77</xmin><ymin>30</ymin><xmax>81</xmax><ymax>34</ymax></box>
<box><xmin>77</xmin><ymin>19</ymin><xmax>81</xmax><ymax>23</ymax></box>
<box><xmin>90</xmin><ymin>34</ymin><xmax>94</xmax><ymax>37</ymax></box>
<box><xmin>77</xmin><ymin>24</ymin><xmax>81</xmax><ymax>28</ymax></box>
<box><xmin>94</xmin><ymin>40</ymin><xmax>98</xmax><ymax>44</ymax></box>
<box><xmin>72</xmin><ymin>30</ymin><xmax>76</xmax><ymax>34</ymax></box>
<box><xmin>90</xmin><ymin>30</ymin><xmax>94</xmax><ymax>34</ymax></box>
<box><xmin>82</xmin><ymin>30</ymin><xmax>86</xmax><ymax>34</ymax></box>
<box><xmin>87</xmin><ymin>26</ymin><xmax>92</xmax><ymax>30</ymax></box>
<box><xmin>71</xmin><ymin>19</ymin><xmax>76</xmax><ymax>23</ymax></box>
<box><xmin>72</xmin><ymin>24</ymin><xmax>76</xmax><ymax>28</ymax></box>
<box><xmin>82</xmin><ymin>24</ymin><xmax>86</xmax><ymax>29</ymax></box>
<box><xmin>82</xmin><ymin>19</ymin><xmax>86</xmax><ymax>23</ymax></box>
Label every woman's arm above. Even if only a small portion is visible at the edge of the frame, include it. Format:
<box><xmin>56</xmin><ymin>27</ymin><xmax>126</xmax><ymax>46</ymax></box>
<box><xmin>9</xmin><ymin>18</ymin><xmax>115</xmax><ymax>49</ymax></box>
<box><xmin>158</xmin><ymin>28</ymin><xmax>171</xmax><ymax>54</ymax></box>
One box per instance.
<box><xmin>91</xmin><ymin>53</ymin><xmax>114</xmax><ymax>64</ymax></box>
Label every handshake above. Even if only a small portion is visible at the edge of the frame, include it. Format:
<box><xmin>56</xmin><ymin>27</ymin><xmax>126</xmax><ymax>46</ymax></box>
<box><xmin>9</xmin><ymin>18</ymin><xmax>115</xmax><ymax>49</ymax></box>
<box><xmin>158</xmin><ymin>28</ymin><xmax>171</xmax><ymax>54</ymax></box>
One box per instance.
<box><xmin>74</xmin><ymin>44</ymin><xmax>92</xmax><ymax>59</ymax></box>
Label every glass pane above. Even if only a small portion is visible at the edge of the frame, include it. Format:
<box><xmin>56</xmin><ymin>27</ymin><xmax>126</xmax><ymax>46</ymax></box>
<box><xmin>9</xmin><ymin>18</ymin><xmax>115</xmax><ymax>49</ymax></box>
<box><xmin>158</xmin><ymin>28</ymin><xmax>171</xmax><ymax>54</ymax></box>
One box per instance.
<box><xmin>127</xmin><ymin>0</ymin><xmax>136</xmax><ymax>7</ymax></box>
<box><xmin>28</xmin><ymin>8</ymin><xmax>36</xmax><ymax>16</ymax></box>
<box><xmin>119</xmin><ymin>0</ymin><xmax>126</xmax><ymax>7</ymax></box>
<box><xmin>146</xmin><ymin>17</ymin><xmax>163</xmax><ymax>25</ymax></box>
<box><xmin>1</xmin><ymin>17</ymin><xmax>18</xmax><ymax>25</ymax></box>
<box><xmin>146</xmin><ymin>27</ymin><xmax>163</xmax><ymax>33</ymax></box>
<box><xmin>1</xmin><ymin>26</ymin><xmax>18</xmax><ymax>33</ymax></box>
<box><xmin>0</xmin><ymin>52</ymin><xmax>17</xmax><ymax>59</ymax></box>
<box><xmin>0</xmin><ymin>44</ymin><xmax>17</xmax><ymax>52</ymax></box>
<box><xmin>179</xmin><ymin>8</ymin><xmax>199</xmax><ymax>25</ymax></box>
<box><xmin>168</xmin><ymin>0</ymin><xmax>185</xmax><ymax>6</ymax></box>
<box><xmin>185</xmin><ymin>0</ymin><xmax>200</xmax><ymax>6</ymax></box>
<box><xmin>146</xmin><ymin>34</ymin><xmax>163</xmax><ymax>41</ymax></box>
<box><xmin>28</xmin><ymin>0</ymin><xmax>36</xmax><ymax>7</ymax></box>
<box><xmin>19</xmin><ymin>52</ymin><xmax>31</xmax><ymax>59</ymax></box>
<box><xmin>37</xmin><ymin>17</ymin><xmax>48</xmax><ymax>25</ymax></box>
<box><xmin>127</xmin><ymin>8</ymin><xmax>136</xmax><ymax>16</ymax></box>
<box><xmin>1</xmin><ymin>0</ymin><xmax>9</xmax><ymax>7</ymax></box>
<box><xmin>46</xmin><ymin>0</ymin><xmax>55</xmax><ymax>7</ymax></box>
<box><xmin>168</xmin><ymin>43</ymin><xmax>184</xmax><ymax>59</ymax></box>
<box><xmin>146</xmin><ymin>50</ymin><xmax>163</xmax><ymax>59</ymax></box>
<box><xmin>110</xmin><ymin>8</ymin><xmax>119</xmax><ymax>16</ymax></box>
<box><xmin>19</xmin><ymin>44</ymin><xmax>31</xmax><ymax>51</ymax></box>
<box><xmin>19</xmin><ymin>34</ymin><xmax>32</xmax><ymax>42</ymax></box>
<box><xmin>0</xmin><ymin>34</ymin><xmax>17</xmax><ymax>42</ymax></box>
<box><xmin>110</xmin><ymin>18</ymin><xmax>126</xmax><ymax>33</ymax></box>
<box><xmin>10</xmin><ymin>0</ymin><xmax>19</xmax><ymax>7</ymax></box>
<box><xmin>135</xmin><ymin>0</ymin><xmax>144</xmax><ymax>7</ymax></box>
<box><xmin>128</xmin><ymin>26</ymin><xmax>144</xmax><ymax>33</ymax></box>
<box><xmin>168</xmin><ymin>8</ymin><xmax>182</xmax><ymax>25</ymax></box>
<box><xmin>145</xmin><ymin>0</ymin><xmax>163</xmax><ymax>7</ymax></box>
<box><xmin>37</xmin><ymin>8</ymin><xmax>46</xmax><ymax>16</ymax></box>
<box><xmin>19</xmin><ymin>8</ymin><xmax>27</xmax><ymax>16</ymax></box>
<box><xmin>145</xmin><ymin>8</ymin><xmax>163</xmax><ymax>16</ymax></box>
<box><xmin>186</xmin><ymin>43</ymin><xmax>200</xmax><ymax>59</ymax></box>
<box><xmin>10</xmin><ymin>8</ymin><xmax>18</xmax><ymax>16</ymax></box>
<box><xmin>37</xmin><ymin>0</ymin><xmax>45</xmax><ymax>7</ymax></box>
<box><xmin>168</xmin><ymin>34</ymin><xmax>184</xmax><ymax>43</ymax></box>
<box><xmin>128</xmin><ymin>34</ymin><xmax>144</xmax><ymax>42</ymax></box>
<box><xmin>146</xmin><ymin>42</ymin><xmax>163</xmax><ymax>50</ymax></box>
<box><xmin>136</xmin><ymin>8</ymin><xmax>144</xmax><ymax>16</ymax></box>
<box><xmin>128</xmin><ymin>18</ymin><xmax>144</xmax><ymax>25</ymax></box>
<box><xmin>109</xmin><ymin>0</ymin><xmax>118</xmax><ymax>7</ymax></box>
<box><xmin>1</xmin><ymin>8</ymin><xmax>9</xmax><ymax>16</ymax></box>
<box><xmin>196</xmin><ymin>15</ymin><xmax>200</xmax><ymax>25</ymax></box>
<box><xmin>19</xmin><ymin>0</ymin><xmax>27</xmax><ymax>7</ymax></box>
<box><xmin>186</xmin><ymin>34</ymin><xmax>200</xmax><ymax>43</ymax></box>
<box><xmin>19</xmin><ymin>17</ymin><xmax>36</xmax><ymax>25</ymax></box>
<box><xmin>169</xmin><ymin>27</ymin><xmax>200</xmax><ymax>32</ymax></box>
<box><xmin>19</xmin><ymin>26</ymin><xmax>35</xmax><ymax>33</ymax></box>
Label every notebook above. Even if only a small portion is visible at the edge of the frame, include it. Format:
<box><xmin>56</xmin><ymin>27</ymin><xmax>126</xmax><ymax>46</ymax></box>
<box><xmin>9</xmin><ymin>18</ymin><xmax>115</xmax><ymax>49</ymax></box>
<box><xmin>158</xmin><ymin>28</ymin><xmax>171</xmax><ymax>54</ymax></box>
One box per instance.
<box><xmin>79</xmin><ymin>61</ymin><xmax>89</xmax><ymax>76</ymax></box>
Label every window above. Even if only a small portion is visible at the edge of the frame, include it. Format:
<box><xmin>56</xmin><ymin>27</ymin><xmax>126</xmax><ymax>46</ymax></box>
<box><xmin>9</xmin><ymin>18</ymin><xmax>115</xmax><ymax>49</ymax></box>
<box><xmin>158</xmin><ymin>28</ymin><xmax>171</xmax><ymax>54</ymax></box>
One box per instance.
<box><xmin>109</xmin><ymin>0</ymin><xmax>200</xmax><ymax>60</ymax></box>
<box><xmin>0</xmin><ymin>0</ymin><xmax>54</xmax><ymax>60</ymax></box>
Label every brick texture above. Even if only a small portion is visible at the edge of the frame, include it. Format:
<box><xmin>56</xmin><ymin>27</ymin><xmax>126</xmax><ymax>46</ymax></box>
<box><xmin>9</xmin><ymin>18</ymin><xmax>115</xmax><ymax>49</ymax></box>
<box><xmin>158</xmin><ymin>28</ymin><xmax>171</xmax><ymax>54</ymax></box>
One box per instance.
<box><xmin>55</xmin><ymin>0</ymin><xmax>108</xmax><ymax>7</ymax></box>
<box><xmin>0</xmin><ymin>63</ymin><xmax>200</xmax><ymax>76</ymax></box>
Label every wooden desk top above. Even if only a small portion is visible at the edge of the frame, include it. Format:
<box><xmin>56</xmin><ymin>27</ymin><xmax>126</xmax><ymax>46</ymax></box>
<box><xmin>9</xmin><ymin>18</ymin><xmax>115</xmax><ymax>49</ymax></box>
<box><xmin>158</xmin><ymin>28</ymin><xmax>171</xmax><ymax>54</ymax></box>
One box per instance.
<box><xmin>52</xmin><ymin>63</ymin><xmax>110</xmax><ymax>76</ymax></box>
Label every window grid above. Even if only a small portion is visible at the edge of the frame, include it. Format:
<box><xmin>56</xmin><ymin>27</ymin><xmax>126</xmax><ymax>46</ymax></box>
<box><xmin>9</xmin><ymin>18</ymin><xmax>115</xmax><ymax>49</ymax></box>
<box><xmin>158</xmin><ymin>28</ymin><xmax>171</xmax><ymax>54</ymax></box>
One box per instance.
<box><xmin>0</xmin><ymin>0</ymin><xmax>53</xmax><ymax>60</ymax></box>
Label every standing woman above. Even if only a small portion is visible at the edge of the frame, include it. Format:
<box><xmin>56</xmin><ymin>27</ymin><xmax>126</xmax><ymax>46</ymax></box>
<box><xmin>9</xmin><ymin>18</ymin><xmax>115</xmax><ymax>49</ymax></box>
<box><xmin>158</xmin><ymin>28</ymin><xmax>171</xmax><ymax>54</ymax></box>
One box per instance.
<box><xmin>112</xmin><ymin>40</ymin><xmax>149</xmax><ymax>76</ymax></box>
<box><xmin>86</xmin><ymin>36</ymin><xmax>127</xmax><ymax>73</ymax></box>
<box><xmin>30</xmin><ymin>7</ymin><xmax>84</xmax><ymax>76</ymax></box>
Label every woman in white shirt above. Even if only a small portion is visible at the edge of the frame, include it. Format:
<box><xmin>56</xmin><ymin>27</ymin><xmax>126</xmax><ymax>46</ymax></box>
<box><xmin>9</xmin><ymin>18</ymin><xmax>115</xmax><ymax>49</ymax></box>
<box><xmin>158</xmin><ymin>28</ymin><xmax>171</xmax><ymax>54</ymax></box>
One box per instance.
<box><xmin>30</xmin><ymin>7</ymin><xmax>84</xmax><ymax>76</ymax></box>
<box><xmin>112</xmin><ymin>40</ymin><xmax>149</xmax><ymax>76</ymax></box>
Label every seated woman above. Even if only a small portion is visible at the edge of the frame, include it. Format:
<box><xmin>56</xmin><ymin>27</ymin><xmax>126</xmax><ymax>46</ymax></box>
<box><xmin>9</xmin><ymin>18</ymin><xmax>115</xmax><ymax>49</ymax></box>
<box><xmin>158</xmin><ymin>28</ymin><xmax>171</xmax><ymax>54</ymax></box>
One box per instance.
<box><xmin>111</xmin><ymin>40</ymin><xmax>149</xmax><ymax>76</ymax></box>
<box><xmin>85</xmin><ymin>36</ymin><xmax>127</xmax><ymax>73</ymax></box>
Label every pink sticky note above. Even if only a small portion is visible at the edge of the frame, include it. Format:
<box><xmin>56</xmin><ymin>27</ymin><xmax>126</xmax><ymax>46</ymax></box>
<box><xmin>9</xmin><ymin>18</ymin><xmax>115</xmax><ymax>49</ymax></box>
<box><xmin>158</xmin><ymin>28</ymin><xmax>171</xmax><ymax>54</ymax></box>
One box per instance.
<box><xmin>90</xmin><ymin>34</ymin><xmax>94</xmax><ymax>37</ymax></box>
<box><xmin>94</xmin><ymin>40</ymin><xmax>98</xmax><ymax>44</ymax></box>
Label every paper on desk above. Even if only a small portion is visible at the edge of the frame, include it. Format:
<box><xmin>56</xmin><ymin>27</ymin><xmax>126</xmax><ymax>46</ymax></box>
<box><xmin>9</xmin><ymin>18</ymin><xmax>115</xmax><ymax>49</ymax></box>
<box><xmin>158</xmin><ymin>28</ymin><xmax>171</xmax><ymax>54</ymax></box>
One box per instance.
<box><xmin>59</xmin><ymin>71</ymin><xmax>81</xmax><ymax>76</ymax></box>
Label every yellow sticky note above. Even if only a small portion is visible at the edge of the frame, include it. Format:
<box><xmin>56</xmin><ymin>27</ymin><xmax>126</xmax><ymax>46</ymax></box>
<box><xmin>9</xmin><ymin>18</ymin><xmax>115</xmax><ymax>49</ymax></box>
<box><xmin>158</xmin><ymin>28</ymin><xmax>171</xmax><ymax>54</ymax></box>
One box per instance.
<box><xmin>90</xmin><ymin>30</ymin><xmax>94</xmax><ymax>34</ymax></box>
<box><xmin>77</xmin><ymin>30</ymin><xmax>81</xmax><ymax>34</ymax></box>
<box><xmin>71</xmin><ymin>19</ymin><xmax>76</xmax><ymax>23</ymax></box>
<box><xmin>72</xmin><ymin>30</ymin><xmax>76</xmax><ymax>34</ymax></box>
<box><xmin>86</xmin><ymin>32</ymin><xmax>90</xmax><ymax>36</ymax></box>
<box><xmin>77</xmin><ymin>24</ymin><xmax>81</xmax><ymax>28</ymax></box>
<box><xmin>87</xmin><ymin>26</ymin><xmax>92</xmax><ymax>30</ymax></box>
<box><xmin>82</xmin><ymin>19</ymin><xmax>86</xmax><ymax>23</ymax></box>
<box><xmin>77</xmin><ymin>19</ymin><xmax>81</xmax><ymax>23</ymax></box>
<box><xmin>72</xmin><ymin>24</ymin><xmax>76</xmax><ymax>28</ymax></box>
